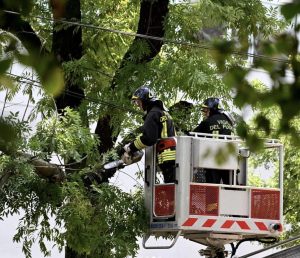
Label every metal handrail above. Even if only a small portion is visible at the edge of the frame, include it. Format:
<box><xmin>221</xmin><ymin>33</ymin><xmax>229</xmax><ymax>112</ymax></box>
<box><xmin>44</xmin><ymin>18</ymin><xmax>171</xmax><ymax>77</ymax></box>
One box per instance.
<box><xmin>142</xmin><ymin>230</ymin><xmax>182</xmax><ymax>249</ymax></box>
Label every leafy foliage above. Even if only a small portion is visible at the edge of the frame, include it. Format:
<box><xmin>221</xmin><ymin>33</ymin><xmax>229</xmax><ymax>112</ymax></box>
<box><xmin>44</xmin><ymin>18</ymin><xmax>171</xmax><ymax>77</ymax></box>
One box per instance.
<box><xmin>0</xmin><ymin>0</ymin><xmax>296</xmax><ymax>257</ymax></box>
<box><xmin>214</xmin><ymin>4</ymin><xmax>300</xmax><ymax>146</ymax></box>
<box><xmin>58</xmin><ymin>184</ymin><xmax>146</xmax><ymax>257</ymax></box>
<box><xmin>29</xmin><ymin>108</ymin><xmax>99</xmax><ymax>163</ymax></box>
<box><xmin>215</xmin><ymin>0</ymin><xmax>300</xmax><ymax>240</ymax></box>
<box><xmin>0</xmin><ymin>163</ymin><xmax>146</xmax><ymax>257</ymax></box>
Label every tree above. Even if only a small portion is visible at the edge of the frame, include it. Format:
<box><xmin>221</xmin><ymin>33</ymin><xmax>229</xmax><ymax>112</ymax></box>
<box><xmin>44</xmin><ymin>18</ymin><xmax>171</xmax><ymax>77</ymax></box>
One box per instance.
<box><xmin>0</xmin><ymin>0</ymin><xmax>285</xmax><ymax>257</ymax></box>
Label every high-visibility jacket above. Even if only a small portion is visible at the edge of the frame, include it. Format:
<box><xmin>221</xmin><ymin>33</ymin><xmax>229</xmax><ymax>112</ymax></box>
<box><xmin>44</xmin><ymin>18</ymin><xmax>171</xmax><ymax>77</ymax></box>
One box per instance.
<box><xmin>129</xmin><ymin>102</ymin><xmax>176</xmax><ymax>164</ymax></box>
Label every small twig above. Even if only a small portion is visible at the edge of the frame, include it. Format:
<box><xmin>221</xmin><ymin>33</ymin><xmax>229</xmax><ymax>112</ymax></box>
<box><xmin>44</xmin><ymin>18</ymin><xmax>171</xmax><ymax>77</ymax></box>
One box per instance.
<box><xmin>22</xmin><ymin>96</ymin><xmax>30</xmax><ymax>121</ymax></box>
<box><xmin>118</xmin><ymin>169</ymin><xmax>143</xmax><ymax>187</ymax></box>
<box><xmin>1</xmin><ymin>89</ymin><xmax>9</xmax><ymax>117</ymax></box>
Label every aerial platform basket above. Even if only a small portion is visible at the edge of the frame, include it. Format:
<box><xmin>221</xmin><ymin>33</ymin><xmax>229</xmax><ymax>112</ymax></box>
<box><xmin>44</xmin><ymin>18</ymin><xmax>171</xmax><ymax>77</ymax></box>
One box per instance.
<box><xmin>143</xmin><ymin>133</ymin><xmax>284</xmax><ymax>250</ymax></box>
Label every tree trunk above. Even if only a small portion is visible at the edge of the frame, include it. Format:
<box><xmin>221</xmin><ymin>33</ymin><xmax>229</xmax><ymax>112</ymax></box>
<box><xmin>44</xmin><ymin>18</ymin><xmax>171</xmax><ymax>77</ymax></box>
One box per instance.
<box><xmin>0</xmin><ymin>1</ymin><xmax>46</xmax><ymax>56</ymax></box>
<box><xmin>49</xmin><ymin>1</ymin><xmax>90</xmax><ymax>257</ymax></box>
<box><xmin>51</xmin><ymin>0</ymin><xmax>84</xmax><ymax>112</ymax></box>
<box><xmin>95</xmin><ymin>0</ymin><xmax>170</xmax><ymax>154</ymax></box>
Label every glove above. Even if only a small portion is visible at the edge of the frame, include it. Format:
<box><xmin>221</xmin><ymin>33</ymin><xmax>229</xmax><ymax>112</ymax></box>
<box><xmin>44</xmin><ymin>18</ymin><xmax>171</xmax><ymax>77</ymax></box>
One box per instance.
<box><xmin>131</xmin><ymin>150</ymin><xmax>144</xmax><ymax>163</ymax></box>
<box><xmin>121</xmin><ymin>150</ymin><xmax>144</xmax><ymax>165</ymax></box>
<box><xmin>123</xmin><ymin>143</ymin><xmax>131</xmax><ymax>153</ymax></box>
<box><xmin>121</xmin><ymin>152</ymin><xmax>133</xmax><ymax>165</ymax></box>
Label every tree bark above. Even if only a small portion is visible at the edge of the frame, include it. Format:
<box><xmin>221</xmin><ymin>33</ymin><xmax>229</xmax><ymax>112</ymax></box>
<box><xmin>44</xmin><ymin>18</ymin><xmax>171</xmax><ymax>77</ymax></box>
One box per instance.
<box><xmin>95</xmin><ymin>0</ymin><xmax>170</xmax><ymax>154</ymax></box>
<box><xmin>121</xmin><ymin>0</ymin><xmax>169</xmax><ymax>64</ymax></box>
<box><xmin>51</xmin><ymin>0</ymin><xmax>85</xmax><ymax>112</ymax></box>
<box><xmin>0</xmin><ymin>2</ymin><xmax>46</xmax><ymax>56</ymax></box>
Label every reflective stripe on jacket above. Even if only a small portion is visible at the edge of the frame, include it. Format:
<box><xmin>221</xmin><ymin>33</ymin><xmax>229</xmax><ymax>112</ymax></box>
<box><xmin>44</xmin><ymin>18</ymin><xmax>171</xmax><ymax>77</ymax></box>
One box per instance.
<box><xmin>156</xmin><ymin>137</ymin><xmax>176</xmax><ymax>164</ymax></box>
<box><xmin>129</xmin><ymin>102</ymin><xmax>176</xmax><ymax>164</ymax></box>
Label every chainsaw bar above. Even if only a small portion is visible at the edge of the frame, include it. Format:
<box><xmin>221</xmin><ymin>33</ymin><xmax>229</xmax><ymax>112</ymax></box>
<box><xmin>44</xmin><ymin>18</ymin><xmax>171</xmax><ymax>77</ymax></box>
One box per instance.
<box><xmin>103</xmin><ymin>159</ymin><xmax>124</xmax><ymax>170</ymax></box>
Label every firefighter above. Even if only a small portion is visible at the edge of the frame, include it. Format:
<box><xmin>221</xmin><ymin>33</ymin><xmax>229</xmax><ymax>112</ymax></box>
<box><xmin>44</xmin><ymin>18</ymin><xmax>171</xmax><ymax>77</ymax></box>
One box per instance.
<box><xmin>193</xmin><ymin>97</ymin><xmax>235</xmax><ymax>184</ymax></box>
<box><xmin>193</xmin><ymin>97</ymin><xmax>234</xmax><ymax>135</ymax></box>
<box><xmin>123</xmin><ymin>86</ymin><xmax>176</xmax><ymax>183</ymax></box>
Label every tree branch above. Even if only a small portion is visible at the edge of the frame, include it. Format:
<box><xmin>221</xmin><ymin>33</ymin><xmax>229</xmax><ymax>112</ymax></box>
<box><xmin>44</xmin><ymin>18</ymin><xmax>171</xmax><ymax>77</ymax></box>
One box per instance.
<box><xmin>29</xmin><ymin>156</ymin><xmax>65</xmax><ymax>182</ymax></box>
<box><xmin>95</xmin><ymin>0</ymin><xmax>170</xmax><ymax>155</ymax></box>
<box><xmin>0</xmin><ymin>170</ymin><xmax>13</xmax><ymax>189</ymax></box>
<box><xmin>19</xmin><ymin>153</ymin><xmax>65</xmax><ymax>182</ymax></box>
<box><xmin>0</xmin><ymin>8</ymin><xmax>47</xmax><ymax>56</ymax></box>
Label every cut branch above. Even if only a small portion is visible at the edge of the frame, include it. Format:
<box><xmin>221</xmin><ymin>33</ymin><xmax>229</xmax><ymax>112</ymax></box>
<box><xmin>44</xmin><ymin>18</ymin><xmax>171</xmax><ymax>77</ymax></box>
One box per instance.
<box><xmin>0</xmin><ymin>152</ymin><xmax>65</xmax><ymax>189</ymax></box>
<box><xmin>29</xmin><ymin>157</ymin><xmax>65</xmax><ymax>182</ymax></box>
<box><xmin>19</xmin><ymin>153</ymin><xmax>66</xmax><ymax>182</ymax></box>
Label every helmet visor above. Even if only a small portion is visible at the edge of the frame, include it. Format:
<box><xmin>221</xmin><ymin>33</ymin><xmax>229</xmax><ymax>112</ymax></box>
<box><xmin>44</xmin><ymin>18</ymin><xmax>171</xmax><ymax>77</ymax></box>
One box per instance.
<box><xmin>131</xmin><ymin>95</ymin><xmax>139</xmax><ymax>100</ymax></box>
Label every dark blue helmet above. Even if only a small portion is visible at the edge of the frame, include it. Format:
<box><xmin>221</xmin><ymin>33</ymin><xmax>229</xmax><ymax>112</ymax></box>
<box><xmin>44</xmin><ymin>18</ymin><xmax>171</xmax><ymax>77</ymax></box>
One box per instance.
<box><xmin>201</xmin><ymin>97</ymin><xmax>223</xmax><ymax>112</ymax></box>
<box><xmin>132</xmin><ymin>86</ymin><xmax>167</xmax><ymax>111</ymax></box>
<box><xmin>131</xmin><ymin>86</ymin><xmax>156</xmax><ymax>102</ymax></box>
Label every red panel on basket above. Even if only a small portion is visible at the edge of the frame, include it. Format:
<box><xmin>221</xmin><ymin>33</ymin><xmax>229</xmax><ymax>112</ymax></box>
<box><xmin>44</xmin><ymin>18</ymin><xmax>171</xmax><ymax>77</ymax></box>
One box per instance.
<box><xmin>154</xmin><ymin>184</ymin><xmax>175</xmax><ymax>217</ymax></box>
<box><xmin>251</xmin><ymin>189</ymin><xmax>280</xmax><ymax>220</ymax></box>
<box><xmin>189</xmin><ymin>184</ymin><xmax>219</xmax><ymax>216</ymax></box>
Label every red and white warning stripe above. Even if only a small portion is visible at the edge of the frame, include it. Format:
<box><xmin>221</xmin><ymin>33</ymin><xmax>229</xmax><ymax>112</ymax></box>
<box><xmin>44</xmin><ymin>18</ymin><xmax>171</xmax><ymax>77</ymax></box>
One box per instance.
<box><xmin>181</xmin><ymin>217</ymin><xmax>282</xmax><ymax>233</ymax></box>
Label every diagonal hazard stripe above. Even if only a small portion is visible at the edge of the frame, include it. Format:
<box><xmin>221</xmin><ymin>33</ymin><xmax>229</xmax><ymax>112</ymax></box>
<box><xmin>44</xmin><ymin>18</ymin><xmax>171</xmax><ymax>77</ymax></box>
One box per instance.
<box><xmin>182</xmin><ymin>218</ymin><xmax>278</xmax><ymax>232</ymax></box>
<box><xmin>182</xmin><ymin>218</ymin><xmax>198</xmax><ymax>226</ymax></box>
<box><xmin>221</xmin><ymin>220</ymin><xmax>235</xmax><ymax>229</ymax></box>
<box><xmin>255</xmin><ymin>222</ymin><xmax>268</xmax><ymax>231</ymax></box>
<box><xmin>236</xmin><ymin>221</ymin><xmax>250</xmax><ymax>230</ymax></box>
<box><xmin>202</xmin><ymin>219</ymin><xmax>217</xmax><ymax>228</ymax></box>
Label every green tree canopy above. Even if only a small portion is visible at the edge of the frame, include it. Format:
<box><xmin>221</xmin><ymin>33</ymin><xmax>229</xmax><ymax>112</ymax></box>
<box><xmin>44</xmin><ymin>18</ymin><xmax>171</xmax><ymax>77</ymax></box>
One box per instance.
<box><xmin>0</xmin><ymin>0</ymin><xmax>295</xmax><ymax>257</ymax></box>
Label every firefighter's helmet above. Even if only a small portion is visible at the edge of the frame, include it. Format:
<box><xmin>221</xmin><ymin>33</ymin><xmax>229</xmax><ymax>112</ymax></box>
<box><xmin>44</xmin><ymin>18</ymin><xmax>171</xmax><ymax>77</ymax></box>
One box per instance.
<box><xmin>132</xmin><ymin>86</ymin><xmax>156</xmax><ymax>103</ymax></box>
<box><xmin>132</xmin><ymin>86</ymin><xmax>167</xmax><ymax>111</ymax></box>
<box><xmin>201</xmin><ymin>97</ymin><xmax>223</xmax><ymax>112</ymax></box>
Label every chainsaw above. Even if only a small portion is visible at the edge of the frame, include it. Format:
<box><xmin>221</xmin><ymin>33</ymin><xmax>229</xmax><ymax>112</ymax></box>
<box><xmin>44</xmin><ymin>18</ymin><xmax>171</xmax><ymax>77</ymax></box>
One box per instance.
<box><xmin>82</xmin><ymin>150</ymin><xmax>144</xmax><ymax>187</ymax></box>
<box><xmin>103</xmin><ymin>150</ymin><xmax>144</xmax><ymax>170</ymax></box>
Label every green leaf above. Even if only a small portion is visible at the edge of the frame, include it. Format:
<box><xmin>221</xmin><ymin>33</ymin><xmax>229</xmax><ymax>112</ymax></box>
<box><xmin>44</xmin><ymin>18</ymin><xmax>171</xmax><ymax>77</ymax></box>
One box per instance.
<box><xmin>212</xmin><ymin>40</ymin><xmax>235</xmax><ymax>71</ymax></box>
<box><xmin>281</xmin><ymin>3</ymin><xmax>300</xmax><ymax>20</ymax></box>
<box><xmin>246</xmin><ymin>134</ymin><xmax>264</xmax><ymax>152</ymax></box>
<box><xmin>0</xmin><ymin>118</ymin><xmax>20</xmax><ymax>155</ymax></box>
<box><xmin>16</xmin><ymin>53</ymin><xmax>65</xmax><ymax>96</ymax></box>
<box><xmin>42</xmin><ymin>67</ymin><xmax>65</xmax><ymax>96</ymax></box>
<box><xmin>0</xmin><ymin>75</ymin><xmax>15</xmax><ymax>89</ymax></box>
<box><xmin>0</xmin><ymin>58</ymin><xmax>13</xmax><ymax>74</ymax></box>
<box><xmin>255</xmin><ymin>114</ymin><xmax>271</xmax><ymax>135</ymax></box>
<box><xmin>236</xmin><ymin>121</ymin><xmax>248</xmax><ymax>138</ymax></box>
